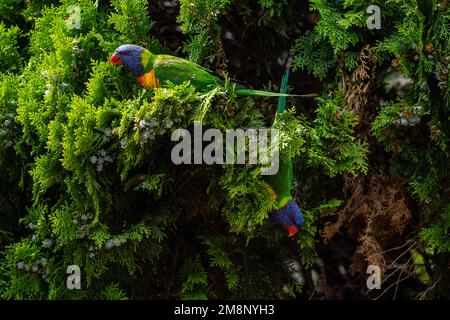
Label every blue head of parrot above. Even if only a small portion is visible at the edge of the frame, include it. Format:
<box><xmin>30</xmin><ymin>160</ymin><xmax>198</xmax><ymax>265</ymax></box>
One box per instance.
<box><xmin>110</xmin><ymin>44</ymin><xmax>145</xmax><ymax>76</ymax></box>
<box><xmin>269</xmin><ymin>200</ymin><xmax>304</xmax><ymax>237</ymax></box>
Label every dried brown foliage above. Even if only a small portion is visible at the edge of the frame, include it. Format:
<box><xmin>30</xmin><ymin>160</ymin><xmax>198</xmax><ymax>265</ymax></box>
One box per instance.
<box><xmin>322</xmin><ymin>173</ymin><xmax>411</xmax><ymax>275</ymax></box>
<box><xmin>322</xmin><ymin>46</ymin><xmax>412</xmax><ymax>279</ymax></box>
<box><xmin>339</xmin><ymin>45</ymin><xmax>377</xmax><ymax>121</ymax></box>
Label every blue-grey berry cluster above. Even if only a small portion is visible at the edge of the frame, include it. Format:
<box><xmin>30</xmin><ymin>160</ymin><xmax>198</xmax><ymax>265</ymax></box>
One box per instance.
<box><xmin>104</xmin><ymin>237</ymin><xmax>127</xmax><ymax>249</ymax></box>
<box><xmin>72</xmin><ymin>211</ymin><xmax>94</xmax><ymax>239</ymax></box>
<box><xmin>17</xmin><ymin>257</ymin><xmax>48</xmax><ymax>281</ymax></box>
<box><xmin>424</xmin><ymin>43</ymin><xmax>449</xmax><ymax>91</ymax></box>
<box><xmin>42</xmin><ymin>239</ymin><xmax>53</xmax><ymax>249</ymax></box>
<box><xmin>40</xmin><ymin>72</ymin><xmax>70</xmax><ymax>96</ymax></box>
<box><xmin>90</xmin><ymin>149</ymin><xmax>114</xmax><ymax>172</ymax></box>
<box><xmin>132</xmin><ymin>117</ymin><xmax>169</xmax><ymax>145</ymax></box>
<box><xmin>0</xmin><ymin>112</ymin><xmax>15</xmax><ymax>148</ymax></box>
<box><xmin>398</xmin><ymin>106</ymin><xmax>423</xmax><ymax>127</ymax></box>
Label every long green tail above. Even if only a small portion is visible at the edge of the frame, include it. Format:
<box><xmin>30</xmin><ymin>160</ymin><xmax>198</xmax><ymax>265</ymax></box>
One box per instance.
<box><xmin>273</xmin><ymin>70</ymin><xmax>290</xmax><ymax>123</ymax></box>
<box><xmin>278</xmin><ymin>70</ymin><xmax>290</xmax><ymax>113</ymax></box>
<box><xmin>236</xmin><ymin>88</ymin><xmax>317</xmax><ymax>98</ymax></box>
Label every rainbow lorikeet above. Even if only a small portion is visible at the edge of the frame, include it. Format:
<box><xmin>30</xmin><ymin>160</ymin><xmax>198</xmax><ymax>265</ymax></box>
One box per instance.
<box><xmin>264</xmin><ymin>71</ymin><xmax>304</xmax><ymax>237</ymax></box>
<box><xmin>110</xmin><ymin>44</ymin><xmax>317</xmax><ymax>97</ymax></box>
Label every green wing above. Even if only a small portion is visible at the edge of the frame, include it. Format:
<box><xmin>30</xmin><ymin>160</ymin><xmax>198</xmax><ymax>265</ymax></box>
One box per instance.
<box><xmin>265</xmin><ymin>158</ymin><xmax>293</xmax><ymax>206</ymax></box>
<box><xmin>153</xmin><ymin>55</ymin><xmax>222</xmax><ymax>90</ymax></box>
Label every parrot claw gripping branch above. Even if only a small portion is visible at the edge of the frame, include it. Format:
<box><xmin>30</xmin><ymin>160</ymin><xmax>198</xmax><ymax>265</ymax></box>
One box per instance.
<box><xmin>111</xmin><ymin>44</ymin><xmax>305</xmax><ymax>237</ymax></box>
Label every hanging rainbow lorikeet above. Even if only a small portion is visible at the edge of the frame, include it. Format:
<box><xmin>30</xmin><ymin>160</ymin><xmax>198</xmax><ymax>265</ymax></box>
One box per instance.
<box><xmin>264</xmin><ymin>70</ymin><xmax>304</xmax><ymax>237</ymax></box>
<box><xmin>110</xmin><ymin>44</ymin><xmax>317</xmax><ymax>97</ymax></box>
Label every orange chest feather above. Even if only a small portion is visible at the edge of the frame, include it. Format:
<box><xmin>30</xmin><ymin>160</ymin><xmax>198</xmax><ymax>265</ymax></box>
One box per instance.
<box><xmin>137</xmin><ymin>70</ymin><xmax>161</xmax><ymax>89</ymax></box>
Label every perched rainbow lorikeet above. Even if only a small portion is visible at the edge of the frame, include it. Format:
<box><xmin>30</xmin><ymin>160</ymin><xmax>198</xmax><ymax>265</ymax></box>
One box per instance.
<box><xmin>264</xmin><ymin>70</ymin><xmax>304</xmax><ymax>237</ymax></box>
<box><xmin>110</xmin><ymin>44</ymin><xmax>317</xmax><ymax>97</ymax></box>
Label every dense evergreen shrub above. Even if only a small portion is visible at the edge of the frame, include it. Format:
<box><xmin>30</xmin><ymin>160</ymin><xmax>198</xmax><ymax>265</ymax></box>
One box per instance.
<box><xmin>0</xmin><ymin>0</ymin><xmax>448</xmax><ymax>299</ymax></box>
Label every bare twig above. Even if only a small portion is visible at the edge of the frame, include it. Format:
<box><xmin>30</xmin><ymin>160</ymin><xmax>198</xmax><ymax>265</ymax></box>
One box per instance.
<box><xmin>415</xmin><ymin>276</ymin><xmax>441</xmax><ymax>300</ymax></box>
<box><xmin>373</xmin><ymin>269</ymin><xmax>416</xmax><ymax>300</ymax></box>
<box><xmin>382</xmin><ymin>239</ymin><xmax>414</xmax><ymax>254</ymax></box>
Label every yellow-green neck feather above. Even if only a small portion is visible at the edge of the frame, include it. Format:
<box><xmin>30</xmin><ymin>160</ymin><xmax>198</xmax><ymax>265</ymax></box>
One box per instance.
<box><xmin>277</xmin><ymin>195</ymin><xmax>292</xmax><ymax>209</ymax></box>
<box><xmin>141</xmin><ymin>49</ymin><xmax>155</xmax><ymax>73</ymax></box>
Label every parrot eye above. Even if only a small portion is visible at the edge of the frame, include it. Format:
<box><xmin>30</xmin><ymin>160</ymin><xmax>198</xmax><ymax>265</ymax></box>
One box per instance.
<box><xmin>122</xmin><ymin>51</ymin><xmax>130</xmax><ymax>56</ymax></box>
<box><xmin>289</xmin><ymin>213</ymin><xmax>296</xmax><ymax>224</ymax></box>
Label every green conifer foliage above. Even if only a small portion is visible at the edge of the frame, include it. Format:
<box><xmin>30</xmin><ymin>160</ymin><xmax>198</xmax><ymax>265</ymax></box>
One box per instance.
<box><xmin>0</xmin><ymin>0</ymin><xmax>448</xmax><ymax>300</ymax></box>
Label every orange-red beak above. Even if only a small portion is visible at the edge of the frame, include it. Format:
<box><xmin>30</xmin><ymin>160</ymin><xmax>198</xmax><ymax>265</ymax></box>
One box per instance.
<box><xmin>286</xmin><ymin>225</ymin><xmax>298</xmax><ymax>237</ymax></box>
<box><xmin>110</xmin><ymin>54</ymin><xmax>122</xmax><ymax>65</ymax></box>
